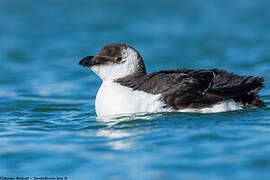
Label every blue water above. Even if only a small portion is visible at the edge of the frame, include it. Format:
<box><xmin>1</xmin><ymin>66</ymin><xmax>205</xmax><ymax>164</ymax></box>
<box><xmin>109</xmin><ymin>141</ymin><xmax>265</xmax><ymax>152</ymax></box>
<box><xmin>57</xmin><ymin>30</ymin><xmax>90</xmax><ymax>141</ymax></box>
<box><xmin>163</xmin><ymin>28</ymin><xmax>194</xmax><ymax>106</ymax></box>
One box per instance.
<box><xmin>1</xmin><ymin>0</ymin><xmax>270</xmax><ymax>179</ymax></box>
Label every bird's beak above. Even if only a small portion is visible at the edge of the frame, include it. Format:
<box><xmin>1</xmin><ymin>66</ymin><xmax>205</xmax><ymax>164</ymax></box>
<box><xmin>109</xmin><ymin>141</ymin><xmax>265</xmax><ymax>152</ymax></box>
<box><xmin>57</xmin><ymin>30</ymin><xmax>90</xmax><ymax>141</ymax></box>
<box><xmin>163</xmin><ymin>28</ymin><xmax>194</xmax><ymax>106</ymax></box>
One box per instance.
<box><xmin>78</xmin><ymin>56</ymin><xmax>96</xmax><ymax>67</ymax></box>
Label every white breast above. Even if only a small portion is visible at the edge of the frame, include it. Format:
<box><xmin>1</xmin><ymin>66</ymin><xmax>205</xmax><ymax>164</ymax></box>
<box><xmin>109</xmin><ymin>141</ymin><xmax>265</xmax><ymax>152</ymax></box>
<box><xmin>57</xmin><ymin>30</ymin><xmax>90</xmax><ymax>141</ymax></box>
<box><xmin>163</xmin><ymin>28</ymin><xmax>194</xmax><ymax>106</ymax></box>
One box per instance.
<box><xmin>95</xmin><ymin>81</ymin><xmax>166</xmax><ymax>117</ymax></box>
<box><xmin>94</xmin><ymin>82</ymin><xmax>243</xmax><ymax>117</ymax></box>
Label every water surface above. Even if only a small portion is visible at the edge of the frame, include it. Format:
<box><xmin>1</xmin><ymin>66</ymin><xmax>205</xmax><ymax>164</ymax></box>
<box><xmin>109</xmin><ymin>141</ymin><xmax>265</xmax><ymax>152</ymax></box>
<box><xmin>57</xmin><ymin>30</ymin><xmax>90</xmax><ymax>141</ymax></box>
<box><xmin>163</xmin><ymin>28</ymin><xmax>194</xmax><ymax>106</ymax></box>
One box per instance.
<box><xmin>1</xmin><ymin>0</ymin><xmax>270</xmax><ymax>179</ymax></box>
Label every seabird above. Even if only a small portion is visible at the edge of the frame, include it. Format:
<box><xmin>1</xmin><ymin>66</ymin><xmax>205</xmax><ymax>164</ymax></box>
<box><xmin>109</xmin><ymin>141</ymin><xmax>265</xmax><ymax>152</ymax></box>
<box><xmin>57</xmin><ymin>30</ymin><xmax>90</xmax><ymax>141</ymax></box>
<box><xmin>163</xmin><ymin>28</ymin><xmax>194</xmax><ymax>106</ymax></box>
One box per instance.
<box><xmin>79</xmin><ymin>43</ymin><xmax>265</xmax><ymax>117</ymax></box>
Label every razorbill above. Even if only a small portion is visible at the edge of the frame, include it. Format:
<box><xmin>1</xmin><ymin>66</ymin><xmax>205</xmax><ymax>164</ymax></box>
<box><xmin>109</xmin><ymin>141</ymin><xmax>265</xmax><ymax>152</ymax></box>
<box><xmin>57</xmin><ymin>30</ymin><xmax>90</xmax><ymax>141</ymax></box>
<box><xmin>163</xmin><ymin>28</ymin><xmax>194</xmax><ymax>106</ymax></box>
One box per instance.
<box><xmin>79</xmin><ymin>43</ymin><xmax>265</xmax><ymax>117</ymax></box>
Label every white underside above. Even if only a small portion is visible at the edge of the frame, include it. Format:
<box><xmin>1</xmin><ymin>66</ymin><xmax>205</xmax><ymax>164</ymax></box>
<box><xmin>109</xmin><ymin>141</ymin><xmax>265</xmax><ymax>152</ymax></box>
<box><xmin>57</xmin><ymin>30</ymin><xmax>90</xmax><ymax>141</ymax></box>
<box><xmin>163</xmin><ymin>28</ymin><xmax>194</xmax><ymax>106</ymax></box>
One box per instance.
<box><xmin>95</xmin><ymin>82</ymin><xmax>243</xmax><ymax>117</ymax></box>
<box><xmin>95</xmin><ymin>81</ymin><xmax>166</xmax><ymax>117</ymax></box>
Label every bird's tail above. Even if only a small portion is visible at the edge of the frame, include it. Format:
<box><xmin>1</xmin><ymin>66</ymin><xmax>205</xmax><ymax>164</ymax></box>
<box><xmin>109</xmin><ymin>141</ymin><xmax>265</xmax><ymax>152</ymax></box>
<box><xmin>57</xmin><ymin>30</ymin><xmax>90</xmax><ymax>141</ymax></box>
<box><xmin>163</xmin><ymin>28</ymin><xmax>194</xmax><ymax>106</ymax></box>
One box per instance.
<box><xmin>233</xmin><ymin>77</ymin><xmax>265</xmax><ymax>108</ymax></box>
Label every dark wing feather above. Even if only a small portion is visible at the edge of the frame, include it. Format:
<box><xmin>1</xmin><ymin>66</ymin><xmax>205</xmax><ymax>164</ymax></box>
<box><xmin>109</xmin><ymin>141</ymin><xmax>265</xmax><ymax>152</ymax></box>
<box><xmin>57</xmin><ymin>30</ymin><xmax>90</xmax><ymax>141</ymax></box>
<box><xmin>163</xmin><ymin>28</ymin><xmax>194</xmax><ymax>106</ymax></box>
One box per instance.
<box><xmin>115</xmin><ymin>69</ymin><xmax>265</xmax><ymax>109</ymax></box>
<box><xmin>210</xmin><ymin>69</ymin><xmax>264</xmax><ymax>95</ymax></box>
<box><xmin>206</xmin><ymin>69</ymin><xmax>265</xmax><ymax>107</ymax></box>
<box><xmin>144</xmin><ymin>70</ymin><xmax>217</xmax><ymax>109</ymax></box>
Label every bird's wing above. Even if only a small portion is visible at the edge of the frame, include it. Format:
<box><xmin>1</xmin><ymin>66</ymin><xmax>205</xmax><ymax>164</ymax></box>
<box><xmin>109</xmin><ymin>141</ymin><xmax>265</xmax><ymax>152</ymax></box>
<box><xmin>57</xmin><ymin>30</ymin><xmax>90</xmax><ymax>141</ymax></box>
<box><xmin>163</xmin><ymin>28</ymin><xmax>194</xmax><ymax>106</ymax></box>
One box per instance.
<box><xmin>116</xmin><ymin>69</ymin><xmax>215</xmax><ymax>108</ymax></box>
<box><xmin>206</xmin><ymin>69</ymin><xmax>264</xmax><ymax>107</ymax></box>
<box><xmin>116</xmin><ymin>69</ymin><xmax>264</xmax><ymax>109</ymax></box>
<box><xmin>144</xmin><ymin>69</ymin><xmax>217</xmax><ymax>109</ymax></box>
<box><xmin>209</xmin><ymin>69</ymin><xmax>264</xmax><ymax>95</ymax></box>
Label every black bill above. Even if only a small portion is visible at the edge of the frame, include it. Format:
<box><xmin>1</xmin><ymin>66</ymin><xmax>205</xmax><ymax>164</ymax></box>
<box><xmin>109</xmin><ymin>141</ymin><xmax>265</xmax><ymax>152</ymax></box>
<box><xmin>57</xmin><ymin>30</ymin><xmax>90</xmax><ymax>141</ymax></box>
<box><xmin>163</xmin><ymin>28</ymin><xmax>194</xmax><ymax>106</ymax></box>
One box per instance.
<box><xmin>78</xmin><ymin>56</ymin><xmax>95</xmax><ymax>67</ymax></box>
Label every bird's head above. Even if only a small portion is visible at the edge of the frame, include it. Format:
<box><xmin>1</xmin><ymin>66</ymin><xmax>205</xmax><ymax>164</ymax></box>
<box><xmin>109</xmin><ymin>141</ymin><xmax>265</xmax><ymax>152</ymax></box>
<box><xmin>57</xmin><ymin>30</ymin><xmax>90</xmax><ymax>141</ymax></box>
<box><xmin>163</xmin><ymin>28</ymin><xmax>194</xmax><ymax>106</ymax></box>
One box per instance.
<box><xmin>79</xmin><ymin>43</ymin><xmax>146</xmax><ymax>81</ymax></box>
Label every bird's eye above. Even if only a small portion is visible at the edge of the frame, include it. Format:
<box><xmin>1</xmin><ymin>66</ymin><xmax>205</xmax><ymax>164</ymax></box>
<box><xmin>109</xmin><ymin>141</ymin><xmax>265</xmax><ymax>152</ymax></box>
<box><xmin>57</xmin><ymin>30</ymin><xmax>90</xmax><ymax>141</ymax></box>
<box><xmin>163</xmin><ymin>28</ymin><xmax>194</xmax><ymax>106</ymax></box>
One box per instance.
<box><xmin>116</xmin><ymin>57</ymin><xmax>122</xmax><ymax>62</ymax></box>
